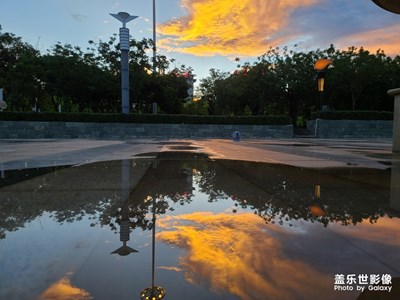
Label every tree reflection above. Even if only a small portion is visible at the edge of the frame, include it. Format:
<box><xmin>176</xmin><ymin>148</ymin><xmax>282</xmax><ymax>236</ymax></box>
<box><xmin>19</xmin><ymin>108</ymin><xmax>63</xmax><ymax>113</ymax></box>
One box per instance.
<box><xmin>216</xmin><ymin>160</ymin><xmax>393</xmax><ymax>227</ymax></box>
<box><xmin>100</xmin><ymin>159</ymin><xmax>196</xmax><ymax>234</ymax></box>
<box><xmin>0</xmin><ymin>154</ymin><xmax>397</xmax><ymax>240</ymax></box>
<box><xmin>0</xmin><ymin>159</ymin><xmax>154</xmax><ymax>239</ymax></box>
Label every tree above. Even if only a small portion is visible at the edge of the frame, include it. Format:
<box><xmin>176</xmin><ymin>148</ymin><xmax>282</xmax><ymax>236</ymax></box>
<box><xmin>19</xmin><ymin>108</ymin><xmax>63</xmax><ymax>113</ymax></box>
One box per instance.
<box><xmin>3</xmin><ymin>23</ymin><xmax>399</xmax><ymax>116</ymax></box>
<box><xmin>327</xmin><ymin>46</ymin><xmax>396</xmax><ymax>111</ymax></box>
<box><xmin>1</xmin><ymin>26</ymin><xmax>192</xmax><ymax>113</ymax></box>
<box><xmin>199</xmin><ymin>44</ymin><xmax>400</xmax><ymax>121</ymax></box>
<box><xmin>199</xmin><ymin>69</ymin><xmax>230</xmax><ymax>115</ymax></box>
<box><xmin>272</xmin><ymin>47</ymin><xmax>320</xmax><ymax>123</ymax></box>
<box><xmin>0</xmin><ymin>27</ymin><xmax>42</xmax><ymax>111</ymax></box>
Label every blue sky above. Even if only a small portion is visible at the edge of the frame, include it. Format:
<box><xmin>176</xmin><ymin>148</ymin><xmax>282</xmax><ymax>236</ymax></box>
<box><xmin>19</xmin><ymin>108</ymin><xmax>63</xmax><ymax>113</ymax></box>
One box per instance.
<box><xmin>1</xmin><ymin>0</ymin><xmax>399</xmax><ymax>82</ymax></box>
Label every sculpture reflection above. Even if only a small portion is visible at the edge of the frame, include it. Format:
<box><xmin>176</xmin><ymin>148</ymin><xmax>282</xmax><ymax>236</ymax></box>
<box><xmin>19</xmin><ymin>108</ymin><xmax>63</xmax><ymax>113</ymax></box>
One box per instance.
<box><xmin>111</xmin><ymin>160</ymin><xmax>139</xmax><ymax>256</ymax></box>
<box><xmin>111</xmin><ymin>196</ymin><xmax>138</xmax><ymax>256</ymax></box>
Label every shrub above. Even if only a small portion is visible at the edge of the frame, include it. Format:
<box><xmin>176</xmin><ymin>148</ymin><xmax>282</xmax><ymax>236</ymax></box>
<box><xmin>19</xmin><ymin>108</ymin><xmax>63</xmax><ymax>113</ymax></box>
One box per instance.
<box><xmin>0</xmin><ymin>112</ymin><xmax>291</xmax><ymax>125</ymax></box>
<box><xmin>310</xmin><ymin>111</ymin><xmax>393</xmax><ymax>120</ymax></box>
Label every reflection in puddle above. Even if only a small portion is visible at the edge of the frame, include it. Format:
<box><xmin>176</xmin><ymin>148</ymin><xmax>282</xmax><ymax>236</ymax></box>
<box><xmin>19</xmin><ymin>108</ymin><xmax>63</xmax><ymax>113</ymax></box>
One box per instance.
<box><xmin>40</xmin><ymin>275</ymin><xmax>93</xmax><ymax>300</ymax></box>
<box><xmin>0</xmin><ymin>154</ymin><xmax>399</xmax><ymax>300</ymax></box>
<box><xmin>157</xmin><ymin>212</ymin><xmax>332</xmax><ymax>300</ymax></box>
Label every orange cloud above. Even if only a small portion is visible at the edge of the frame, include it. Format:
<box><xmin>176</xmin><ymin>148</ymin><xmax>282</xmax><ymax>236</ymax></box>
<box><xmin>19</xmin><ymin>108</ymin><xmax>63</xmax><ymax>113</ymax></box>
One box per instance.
<box><xmin>336</xmin><ymin>24</ymin><xmax>400</xmax><ymax>56</ymax></box>
<box><xmin>157</xmin><ymin>212</ymin><xmax>333</xmax><ymax>300</ymax></box>
<box><xmin>39</xmin><ymin>276</ymin><xmax>93</xmax><ymax>300</ymax></box>
<box><xmin>158</xmin><ymin>0</ymin><xmax>320</xmax><ymax>56</ymax></box>
<box><xmin>157</xmin><ymin>266</ymin><xmax>184</xmax><ymax>272</ymax></box>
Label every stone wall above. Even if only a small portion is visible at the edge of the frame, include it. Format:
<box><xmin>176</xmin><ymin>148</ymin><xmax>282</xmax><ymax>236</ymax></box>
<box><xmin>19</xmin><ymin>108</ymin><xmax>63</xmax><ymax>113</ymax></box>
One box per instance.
<box><xmin>0</xmin><ymin>121</ymin><xmax>293</xmax><ymax>139</ymax></box>
<box><xmin>307</xmin><ymin>119</ymin><xmax>393</xmax><ymax>138</ymax></box>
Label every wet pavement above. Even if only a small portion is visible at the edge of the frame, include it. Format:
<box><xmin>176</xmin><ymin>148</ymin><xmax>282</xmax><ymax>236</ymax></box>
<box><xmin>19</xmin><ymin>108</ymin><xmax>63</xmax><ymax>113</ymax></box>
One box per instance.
<box><xmin>0</xmin><ymin>138</ymin><xmax>395</xmax><ymax>171</ymax></box>
<box><xmin>1</xmin><ymin>138</ymin><xmax>400</xmax><ymax>300</ymax></box>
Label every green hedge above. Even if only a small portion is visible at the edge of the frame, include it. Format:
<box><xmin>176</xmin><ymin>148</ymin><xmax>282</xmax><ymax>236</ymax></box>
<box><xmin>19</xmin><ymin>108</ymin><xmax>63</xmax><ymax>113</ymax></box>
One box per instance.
<box><xmin>0</xmin><ymin>112</ymin><xmax>291</xmax><ymax>125</ymax></box>
<box><xmin>311</xmin><ymin>111</ymin><xmax>393</xmax><ymax>120</ymax></box>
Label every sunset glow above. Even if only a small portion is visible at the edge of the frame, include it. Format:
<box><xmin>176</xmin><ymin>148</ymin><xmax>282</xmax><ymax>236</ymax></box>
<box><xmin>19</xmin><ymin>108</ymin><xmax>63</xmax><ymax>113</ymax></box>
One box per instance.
<box><xmin>337</xmin><ymin>23</ymin><xmax>400</xmax><ymax>56</ymax></box>
<box><xmin>2</xmin><ymin>0</ymin><xmax>400</xmax><ymax>80</ymax></box>
<box><xmin>158</xmin><ymin>0</ymin><xmax>320</xmax><ymax>56</ymax></box>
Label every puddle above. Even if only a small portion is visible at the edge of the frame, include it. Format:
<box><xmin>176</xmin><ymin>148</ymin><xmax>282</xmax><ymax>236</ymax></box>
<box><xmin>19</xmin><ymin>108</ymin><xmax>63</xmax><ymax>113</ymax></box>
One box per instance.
<box><xmin>168</xmin><ymin>146</ymin><xmax>200</xmax><ymax>150</ymax></box>
<box><xmin>367</xmin><ymin>153</ymin><xmax>394</xmax><ymax>160</ymax></box>
<box><xmin>0</xmin><ymin>166</ymin><xmax>70</xmax><ymax>189</ymax></box>
<box><xmin>0</xmin><ymin>154</ymin><xmax>399</xmax><ymax>300</ymax></box>
<box><xmin>260</xmin><ymin>143</ymin><xmax>312</xmax><ymax>147</ymax></box>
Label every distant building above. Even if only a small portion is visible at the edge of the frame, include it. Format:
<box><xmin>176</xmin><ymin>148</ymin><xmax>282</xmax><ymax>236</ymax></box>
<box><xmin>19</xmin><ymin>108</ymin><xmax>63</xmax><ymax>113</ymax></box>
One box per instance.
<box><xmin>165</xmin><ymin>68</ymin><xmax>197</xmax><ymax>101</ymax></box>
<box><xmin>182</xmin><ymin>72</ymin><xmax>196</xmax><ymax>99</ymax></box>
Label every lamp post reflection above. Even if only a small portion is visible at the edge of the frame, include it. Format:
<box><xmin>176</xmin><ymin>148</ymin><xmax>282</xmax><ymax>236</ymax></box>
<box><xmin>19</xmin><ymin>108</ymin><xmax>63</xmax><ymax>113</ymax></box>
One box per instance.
<box><xmin>309</xmin><ymin>184</ymin><xmax>327</xmax><ymax>218</ymax></box>
<box><xmin>140</xmin><ymin>196</ymin><xmax>166</xmax><ymax>300</ymax></box>
<box><xmin>111</xmin><ymin>160</ymin><xmax>139</xmax><ymax>256</ymax></box>
<box><xmin>111</xmin><ymin>199</ymin><xmax>139</xmax><ymax>256</ymax></box>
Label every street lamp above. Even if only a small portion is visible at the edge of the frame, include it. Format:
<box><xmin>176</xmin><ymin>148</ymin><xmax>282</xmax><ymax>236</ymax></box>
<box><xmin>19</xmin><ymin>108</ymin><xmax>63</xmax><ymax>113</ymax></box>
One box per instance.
<box><xmin>314</xmin><ymin>59</ymin><xmax>332</xmax><ymax>93</ymax></box>
<box><xmin>313</xmin><ymin>58</ymin><xmax>332</xmax><ymax>110</ymax></box>
<box><xmin>152</xmin><ymin>0</ymin><xmax>157</xmax><ymax>75</ymax></box>
<box><xmin>371</xmin><ymin>0</ymin><xmax>400</xmax><ymax>14</ymax></box>
<box><xmin>110</xmin><ymin>12</ymin><xmax>138</xmax><ymax>114</ymax></box>
<box><xmin>313</xmin><ymin>59</ymin><xmax>332</xmax><ymax>137</ymax></box>
<box><xmin>152</xmin><ymin>0</ymin><xmax>158</xmax><ymax>115</ymax></box>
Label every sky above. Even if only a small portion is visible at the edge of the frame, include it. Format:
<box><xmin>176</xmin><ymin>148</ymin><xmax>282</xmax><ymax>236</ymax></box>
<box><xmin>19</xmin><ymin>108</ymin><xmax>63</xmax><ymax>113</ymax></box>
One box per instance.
<box><xmin>1</xmin><ymin>0</ymin><xmax>400</xmax><ymax>83</ymax></box>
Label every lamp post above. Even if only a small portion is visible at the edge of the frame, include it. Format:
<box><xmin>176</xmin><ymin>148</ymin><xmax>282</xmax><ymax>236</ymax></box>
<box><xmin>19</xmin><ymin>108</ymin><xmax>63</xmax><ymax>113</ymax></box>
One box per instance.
<box><xmin>371</xmin><ymin>1</ymin><xmax>400</xmax><ymax>14</ymax></box>
<box><xmin>152</xmin><ymin>0</ymin><xmax>157</xmax><ymax>75</ymax></box>
<box><xmin>110</xmin><ymin>12</ymin><xmax>138</xmax><ymax>114</ymax></box>
<box><xmin>313</xmin><ymin>59</ymin><xmax>332</xmax><ymax>137</ymax></box>
<box><xmin>152</xmin><ymin>0</ymin><xmax>158</xmax><ymax>115</ymax></box>
<box><xmin>313</xmin><ymin>59</ymin><xmax>332</xmax><ymax>111</ymax></box>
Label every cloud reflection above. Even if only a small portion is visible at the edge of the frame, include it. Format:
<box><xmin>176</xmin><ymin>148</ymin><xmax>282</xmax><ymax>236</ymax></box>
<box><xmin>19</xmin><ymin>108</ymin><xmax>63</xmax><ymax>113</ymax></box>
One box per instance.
<box><xmin>157</xmin><ymin>212</ymin><xmax>331</xmax><ymax>300</ymax></box>
<box><xmin>38</xmin><ymin>276</ymin><xmax>92</xmax><ymax>300</ymax></box>
<box><xmin>158</xmin><ymin>0</ymin><xmax>320</xmax><ymax>56</ymax></box>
